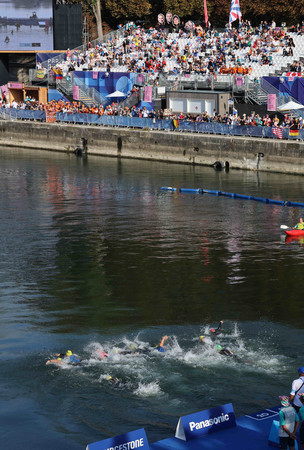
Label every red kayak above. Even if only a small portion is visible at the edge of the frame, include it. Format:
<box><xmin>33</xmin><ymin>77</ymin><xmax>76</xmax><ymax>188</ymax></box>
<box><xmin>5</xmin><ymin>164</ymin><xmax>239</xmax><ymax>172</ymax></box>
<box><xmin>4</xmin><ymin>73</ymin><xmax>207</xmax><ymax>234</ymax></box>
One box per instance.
<box><xmin>285</xmin><ymin>229</ymin><xmax>304</xmax><ymax>236</ymax></box>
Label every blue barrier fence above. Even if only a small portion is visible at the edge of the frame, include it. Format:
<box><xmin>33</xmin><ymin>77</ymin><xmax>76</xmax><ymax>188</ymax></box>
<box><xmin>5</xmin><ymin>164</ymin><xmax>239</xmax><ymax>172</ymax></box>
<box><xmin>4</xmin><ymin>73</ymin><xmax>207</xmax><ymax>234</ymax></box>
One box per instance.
<box><xmin>1</xmin><ymin>108</ymin><xmax>303</xmax><ymax>140</ymax></box>
<box><xmin>0</xmin><ymin>108</ymin><xmax>46</xmax><ymax>121</ymax></box>
<box><xmin>55</xmin><ymin>113</ymin><xmax>304</xmax><ymax>140</ymax></box>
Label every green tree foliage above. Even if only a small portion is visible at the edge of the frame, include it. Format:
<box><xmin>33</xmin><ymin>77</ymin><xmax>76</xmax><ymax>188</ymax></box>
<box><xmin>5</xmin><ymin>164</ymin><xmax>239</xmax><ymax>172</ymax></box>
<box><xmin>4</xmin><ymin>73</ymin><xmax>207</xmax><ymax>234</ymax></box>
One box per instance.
<box><xmin>243</xmin><ymin>0</ymin><xmax>304</xmax><ymax>25</ymax></box>
<box><xmin>162</xmin><ymin>0</ymin><xmax>209</xmax><ymax>20</ymax></box>
<box><xmin>104</xmin><ymin>0</ymin><xmax>152</xmax><ymax>21</ymax></box>
<box><xmin>208</xmin><ymin>0</ymin><xmax>230</xmax><ymax>27</ymax></box>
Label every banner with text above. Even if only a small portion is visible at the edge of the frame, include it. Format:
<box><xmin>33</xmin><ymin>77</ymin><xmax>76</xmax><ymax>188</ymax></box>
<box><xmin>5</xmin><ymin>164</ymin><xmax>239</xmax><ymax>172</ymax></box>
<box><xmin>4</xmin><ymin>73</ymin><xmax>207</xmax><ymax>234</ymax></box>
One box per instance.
<box><xmin>175</xmin><ymin>403</ymin><xmax>236</xmax><ymax>441</ymax></box>
<box><xmin>86</xmin><ymin>428</ymin><xmax>149</xmax><ymax>450</ymax></box>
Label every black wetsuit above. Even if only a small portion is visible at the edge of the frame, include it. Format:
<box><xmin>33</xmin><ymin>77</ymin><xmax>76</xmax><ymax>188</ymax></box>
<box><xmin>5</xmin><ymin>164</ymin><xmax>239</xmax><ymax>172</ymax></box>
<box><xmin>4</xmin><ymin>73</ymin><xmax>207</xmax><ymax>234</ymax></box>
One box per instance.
<box><xmin>219</xmin><ymin>349</ymin><xmax>233</xmax><ymax>357</ymax></box>
<box><xmin>211</xmin><ymin>321</ymin><xmax>223</xmax><ymax>335</ymax></box>
<box><xmin>119</xmin><ymin>349</ymin><xmax>151</xmax><ymax>355</ymax></box>
<box><xmin>219</xmin><ymin>349</ymin><xmax>241</xmax><ymax>362</ymax></box>
<box><xmin>108</xmin><ymin>377</ymin><xmax>127</xmax><ymax>387</ymax></box>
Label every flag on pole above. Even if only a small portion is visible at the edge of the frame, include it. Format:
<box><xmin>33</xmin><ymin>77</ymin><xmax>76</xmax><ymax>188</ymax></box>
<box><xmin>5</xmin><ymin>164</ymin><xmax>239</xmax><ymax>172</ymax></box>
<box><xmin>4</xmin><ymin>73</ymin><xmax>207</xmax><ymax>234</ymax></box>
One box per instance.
<box><xmin>203</xmin><ymin>0</ymin><xmax>208</xmax><ymax>27</ymax></box>
<box><xmin>229</xmin><ymin>0</ymin><xmax>242</xmax><ymax>24</ymax></box>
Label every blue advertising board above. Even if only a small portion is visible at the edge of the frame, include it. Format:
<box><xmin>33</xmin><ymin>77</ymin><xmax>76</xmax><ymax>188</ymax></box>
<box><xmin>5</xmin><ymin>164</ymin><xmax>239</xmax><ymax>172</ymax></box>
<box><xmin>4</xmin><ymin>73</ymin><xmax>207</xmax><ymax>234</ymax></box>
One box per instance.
<box><xmin>86</xmin><ymin>428</ymin><xmax>149</xmax><ymax>450</ymax></box>
<box><xmin>175</xmin><ymin>403</ymin><xmax>236</xmax><ymax>441</ymax></box>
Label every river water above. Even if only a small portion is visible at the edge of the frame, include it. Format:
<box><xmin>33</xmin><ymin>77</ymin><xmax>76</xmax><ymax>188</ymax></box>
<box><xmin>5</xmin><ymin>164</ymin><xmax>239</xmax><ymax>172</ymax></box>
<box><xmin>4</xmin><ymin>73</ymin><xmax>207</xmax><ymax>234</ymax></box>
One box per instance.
<box><xmin>1</xmin><ymin>148</ymin><xmax>304</xmax><ymax>449</ymax></box>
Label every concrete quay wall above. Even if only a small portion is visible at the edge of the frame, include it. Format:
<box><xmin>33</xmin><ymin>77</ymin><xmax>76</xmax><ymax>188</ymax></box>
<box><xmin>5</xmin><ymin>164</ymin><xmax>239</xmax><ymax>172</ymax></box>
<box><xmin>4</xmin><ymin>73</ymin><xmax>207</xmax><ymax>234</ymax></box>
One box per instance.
<box><xmin>1</xmin><ymin>120</ymin><xmax>304</xmax><ymax>174</ymax></box>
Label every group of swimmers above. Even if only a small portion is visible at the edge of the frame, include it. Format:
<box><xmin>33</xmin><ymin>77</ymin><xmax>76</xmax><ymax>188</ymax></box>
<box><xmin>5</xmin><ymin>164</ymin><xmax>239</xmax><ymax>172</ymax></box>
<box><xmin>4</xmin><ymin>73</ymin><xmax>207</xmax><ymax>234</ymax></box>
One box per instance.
<box><xmin>46</xmin><ymin>320</ymin><xmax>242</xmax><ymax>371</ymax></box>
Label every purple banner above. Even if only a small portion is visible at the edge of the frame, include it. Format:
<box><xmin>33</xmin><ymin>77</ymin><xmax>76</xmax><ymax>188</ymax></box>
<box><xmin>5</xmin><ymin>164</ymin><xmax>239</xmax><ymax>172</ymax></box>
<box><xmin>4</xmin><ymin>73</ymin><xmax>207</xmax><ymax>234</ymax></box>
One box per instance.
<box><xmin>235</xmin><ymin>76</ymin><xmax>244</xmax><ymax>87</ymax></box>
<box><xmin>8</xmin><ymin>82</ymin><xmax>23</xmax><ymax>89</ymax></box>
<box><xmin>267</xmin><ymin>94</ymin><xmax>276</xmax><ymax>111</ymax></box>
<box><xmin>73</xmin><ymin>86</ymin><xmax>79</xmax><ymax>100</ymax></box>
<box><xmin>144</xmin><ymin>86</ymin><xmax>152</xmax><ymax>102</ymax></box>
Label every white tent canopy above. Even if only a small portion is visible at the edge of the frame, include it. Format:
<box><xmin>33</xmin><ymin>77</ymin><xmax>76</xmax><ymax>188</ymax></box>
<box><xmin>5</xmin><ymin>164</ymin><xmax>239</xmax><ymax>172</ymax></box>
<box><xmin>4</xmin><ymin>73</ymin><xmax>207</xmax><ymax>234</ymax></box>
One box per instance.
<box><xmin>277</xmin><ymin>101</ymin><xmax>304</xmax><ymax>111</ymax></box>
<box><xmin>106</xmin><ymin>90</ymin><xmax>126</xmax><ymax>98</ymax></box>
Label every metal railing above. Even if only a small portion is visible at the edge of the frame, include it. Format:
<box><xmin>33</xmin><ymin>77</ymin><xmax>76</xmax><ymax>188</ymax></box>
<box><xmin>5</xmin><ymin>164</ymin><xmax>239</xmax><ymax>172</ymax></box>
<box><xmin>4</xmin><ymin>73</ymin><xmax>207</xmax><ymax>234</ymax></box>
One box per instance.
<box><xmin>56</xmin><ymin>77</ymin><xmax>73</xmax><ymax>97</ymax></box>
<box><xmin>260</xmin><ymin>77</ymin><xmax>300</xmax><ymax>107</ymax></box>
<box><xmin>0</xmin><ymin>108</ymin><xmax>17</xmax><ymax>120</ymax></box>
<box><xmin>72</xmin><ymin>74</ymin><xmax>109</xmax><ymax>106</ymax></box>
<box><xmin>118</xmin><ymin>89</ymin><xmax>141</xmax><ymax>109</ymax></box>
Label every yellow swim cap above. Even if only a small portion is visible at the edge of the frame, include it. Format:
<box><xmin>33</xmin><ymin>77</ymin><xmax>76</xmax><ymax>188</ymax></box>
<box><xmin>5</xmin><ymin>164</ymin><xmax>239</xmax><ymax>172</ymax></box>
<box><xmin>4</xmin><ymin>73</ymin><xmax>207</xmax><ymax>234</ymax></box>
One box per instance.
<box><xmin>200</xmin><ymin>336</ymin><xmax>204</xmax><ymax>339</ymax></box>
<box><xmin>57</xmin><ymin>358</ymin><xmax>62</xmax><ymax>361</ymax></box>
<box><xmin>108</xmin><ymin>376</ymin><xmax>113</xmax><ymax>380</ymax></box>
<box><xmin>66</xmin><ymin>350</ymin><xmax>72</xmax><ymax>356</ymax></box>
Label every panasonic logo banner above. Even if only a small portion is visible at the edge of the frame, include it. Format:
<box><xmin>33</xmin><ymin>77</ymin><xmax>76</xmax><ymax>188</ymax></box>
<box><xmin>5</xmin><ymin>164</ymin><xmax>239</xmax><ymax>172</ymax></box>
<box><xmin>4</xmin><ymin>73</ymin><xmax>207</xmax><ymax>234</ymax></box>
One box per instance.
<box><xmin>175</xmin><ymin>403</ymin><xmax>236</xmax><ymax>441</ymax></box>
<box><xmin>86</xmin><ymin>428</ymin><xmax>149</xmax><ymax>450</ymax></box>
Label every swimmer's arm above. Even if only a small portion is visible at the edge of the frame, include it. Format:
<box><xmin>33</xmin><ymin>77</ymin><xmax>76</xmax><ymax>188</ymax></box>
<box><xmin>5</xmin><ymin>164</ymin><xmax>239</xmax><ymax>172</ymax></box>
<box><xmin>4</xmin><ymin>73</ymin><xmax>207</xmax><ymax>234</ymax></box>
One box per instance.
<box><xmin>158</xmin><ymin>336</ymin><xmax>168</xmax><ymax>347</ymax></box>
<box><xmin>46</xmin><ymin>359</ymin><xmax>62</xmax><ymax>365</ymax></box>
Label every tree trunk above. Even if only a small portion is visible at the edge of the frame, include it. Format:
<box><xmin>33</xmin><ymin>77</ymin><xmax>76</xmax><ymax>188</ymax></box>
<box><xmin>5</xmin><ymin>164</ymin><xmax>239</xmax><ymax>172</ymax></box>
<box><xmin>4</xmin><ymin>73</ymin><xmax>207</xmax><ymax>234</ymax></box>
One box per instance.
<box><xmin>92</xmin><ymin>0</ymin><xmax>103</xmax><ymax>39</ymax></box>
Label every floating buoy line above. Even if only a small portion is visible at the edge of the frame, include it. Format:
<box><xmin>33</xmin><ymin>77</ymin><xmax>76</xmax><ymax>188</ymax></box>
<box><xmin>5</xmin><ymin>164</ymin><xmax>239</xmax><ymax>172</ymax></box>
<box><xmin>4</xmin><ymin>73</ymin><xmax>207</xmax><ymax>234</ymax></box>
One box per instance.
<box><xmin>160</xmin><ymin>187</ymin><xmax>304</xmax><ymax>208</ymax></box>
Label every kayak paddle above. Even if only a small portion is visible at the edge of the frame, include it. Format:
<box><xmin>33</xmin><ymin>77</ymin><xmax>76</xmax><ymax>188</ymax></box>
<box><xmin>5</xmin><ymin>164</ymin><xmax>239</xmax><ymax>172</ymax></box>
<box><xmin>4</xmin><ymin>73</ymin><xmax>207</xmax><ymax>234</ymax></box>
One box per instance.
<box><xmin>280</xmin><ymin>225</ymin><xmax>290</xmax><ymax>230</ymax></box>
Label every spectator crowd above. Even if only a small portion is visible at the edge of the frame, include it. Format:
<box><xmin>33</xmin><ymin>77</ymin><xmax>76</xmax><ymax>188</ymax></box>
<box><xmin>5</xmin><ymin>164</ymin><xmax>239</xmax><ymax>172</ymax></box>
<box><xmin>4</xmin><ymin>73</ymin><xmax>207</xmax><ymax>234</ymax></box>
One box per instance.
<box><xmin>38</xmin><ymin>20</ymin><xmax>304</xmax><ymax>81</ymax></box>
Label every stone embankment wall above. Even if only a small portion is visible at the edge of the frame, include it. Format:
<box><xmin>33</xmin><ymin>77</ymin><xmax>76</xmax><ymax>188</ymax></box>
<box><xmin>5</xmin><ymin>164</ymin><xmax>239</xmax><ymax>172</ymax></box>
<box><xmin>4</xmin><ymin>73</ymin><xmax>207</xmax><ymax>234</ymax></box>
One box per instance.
<box><xmin>1</xmin><ymin>120</ymin><xmax>304</xmax><ymax>174</ymax></box>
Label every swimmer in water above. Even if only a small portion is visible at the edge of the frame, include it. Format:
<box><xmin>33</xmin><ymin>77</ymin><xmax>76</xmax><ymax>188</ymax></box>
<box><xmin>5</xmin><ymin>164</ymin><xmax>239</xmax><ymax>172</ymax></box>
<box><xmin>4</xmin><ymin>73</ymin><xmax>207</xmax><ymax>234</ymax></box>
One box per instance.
<box><xmin>107</xmin><ymin>376</ymin><xmax>127</xmax><ymax>387</ymax></box>
<box><xmin>117</xmin><ymin>343</ymin><xmax>151</xmax><ymax>355</ymax></box>
<box><xmin>156</xmin><ymin>335</ymin><xmax>168</xmax><ymax>352</ymax></box>
<box><xmin>46</xmin><ymin>350</ymin><xmax>81</xmax><ymax>365</ymax></box>
<box><xmin>96</xmin><ymin>350</ymin><xmax>109</xmax><ymax>359</ymax></box>
<box><xmin>217</xmin><ymin>345</ymin><xmax>241</xmax><ymax>361</ymax></box>
<box><xmin>199</xmin><ymin>336</ymin><xmax>206</xmax><ymax>344</ymax></box>
<box><xmin>210</xmin><ymin>320</ymin><xmax>224</xmax><ymax>336</ymax></box>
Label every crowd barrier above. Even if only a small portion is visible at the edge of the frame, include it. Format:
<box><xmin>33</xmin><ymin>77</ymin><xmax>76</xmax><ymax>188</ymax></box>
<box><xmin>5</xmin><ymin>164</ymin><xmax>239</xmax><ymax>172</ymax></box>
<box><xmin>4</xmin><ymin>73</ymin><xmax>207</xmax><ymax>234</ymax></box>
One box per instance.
<box><xmin>1</xmin><ymin>109</ymin><xmax>303</xmax><ymax>141</ymax></box>
<box><xmin>0</xmin><ymin>108</ymin><xmax>46</xmax><ymax>121</ymax></box>
<box><xmin>56</xmin><ymin>113</ymin><xmax>304</xmax><ymax>140</ymax></box>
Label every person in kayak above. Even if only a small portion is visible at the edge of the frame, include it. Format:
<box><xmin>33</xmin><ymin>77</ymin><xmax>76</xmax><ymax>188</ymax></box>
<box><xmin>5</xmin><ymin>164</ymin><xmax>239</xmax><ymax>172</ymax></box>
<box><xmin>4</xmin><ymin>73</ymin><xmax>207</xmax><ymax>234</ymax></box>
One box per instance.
<box><xmin>294</xmin><ymin>218</ymin><xmax>304</xmax><ymax>230</ymax></box>
<box><xmin>156</xmin><ymin>335</ymin><xmax>168</xmax><ymax>352</ymax></box>
<box><xmin>210</xmin><ymin>320</ymin><xmax>224</xmax><ymax>336</ymax></box>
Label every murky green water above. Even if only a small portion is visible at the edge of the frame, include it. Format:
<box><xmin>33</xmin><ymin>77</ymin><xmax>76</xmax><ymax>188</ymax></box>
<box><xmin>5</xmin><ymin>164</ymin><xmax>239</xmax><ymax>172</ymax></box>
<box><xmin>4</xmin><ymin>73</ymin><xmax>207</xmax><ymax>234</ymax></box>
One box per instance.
<box><xmin>1</xmin><ymin>148</ymin><xmax>304</xmax><ymax>449</ymax></box>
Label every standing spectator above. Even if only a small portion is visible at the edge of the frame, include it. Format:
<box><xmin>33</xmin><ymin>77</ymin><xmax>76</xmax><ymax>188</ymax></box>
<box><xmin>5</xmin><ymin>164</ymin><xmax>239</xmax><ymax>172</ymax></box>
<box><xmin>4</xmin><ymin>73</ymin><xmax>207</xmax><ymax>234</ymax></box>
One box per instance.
<box><xmin>298</xmin><ymin>393</ymin><xmax>304</xmax><ymax>450</ymax></box>
<box><xmin>278</xmin><ymin>395</ymin><xmax>299</xmax><ymax>450</ymax></box>
<box><xmin>290</xmin><ymin>367</ymin><xmax>304</xmax><ymax>412</ymax></box>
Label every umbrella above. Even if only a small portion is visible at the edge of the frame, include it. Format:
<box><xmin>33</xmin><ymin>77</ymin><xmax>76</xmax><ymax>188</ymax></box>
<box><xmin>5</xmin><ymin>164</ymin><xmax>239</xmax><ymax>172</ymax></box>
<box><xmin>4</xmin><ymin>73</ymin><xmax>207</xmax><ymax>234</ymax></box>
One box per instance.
<box><xmin>106</xmin><ymin>90</ymin><xmax>126</xmax><ymax>98</ymax></box>
<box><xmin>277</xmin><ymin>101</ymin><xmax>304</xmax><ymax>111</ymax></box>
